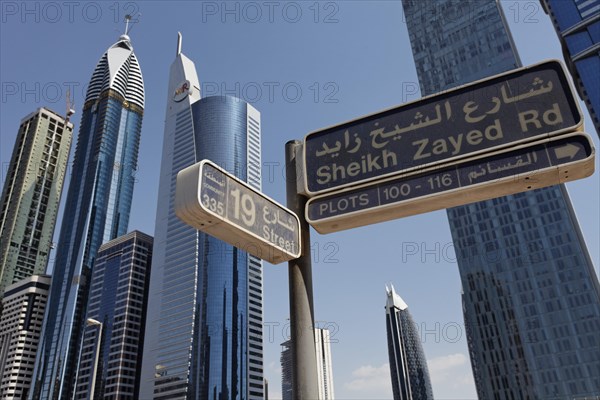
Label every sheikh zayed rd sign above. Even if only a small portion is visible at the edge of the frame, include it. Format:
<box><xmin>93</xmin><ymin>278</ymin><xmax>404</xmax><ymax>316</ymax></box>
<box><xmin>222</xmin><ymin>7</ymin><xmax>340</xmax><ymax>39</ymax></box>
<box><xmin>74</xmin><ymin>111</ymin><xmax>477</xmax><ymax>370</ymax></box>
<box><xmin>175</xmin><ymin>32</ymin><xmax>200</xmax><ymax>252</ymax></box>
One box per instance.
<box><xmin>303</xmin><ymin>60</ymin><xmax>583</xmax><ymax>195</ymax></box>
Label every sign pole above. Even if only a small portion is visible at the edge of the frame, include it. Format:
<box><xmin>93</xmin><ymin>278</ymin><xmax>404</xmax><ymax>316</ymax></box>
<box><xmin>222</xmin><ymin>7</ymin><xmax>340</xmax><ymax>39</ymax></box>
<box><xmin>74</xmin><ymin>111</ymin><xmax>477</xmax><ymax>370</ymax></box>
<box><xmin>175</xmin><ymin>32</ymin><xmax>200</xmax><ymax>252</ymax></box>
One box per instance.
<box><xmin>285</xmin><ymin>140</ymin><xmax>319</xmax><ymax>399</ymax></box>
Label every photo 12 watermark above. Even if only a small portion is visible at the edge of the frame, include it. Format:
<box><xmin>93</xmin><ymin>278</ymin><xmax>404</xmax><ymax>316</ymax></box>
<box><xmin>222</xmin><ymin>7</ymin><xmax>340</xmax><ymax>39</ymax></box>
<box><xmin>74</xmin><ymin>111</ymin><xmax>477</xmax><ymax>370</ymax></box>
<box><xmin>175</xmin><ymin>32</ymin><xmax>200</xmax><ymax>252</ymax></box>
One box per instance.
<box><xmin>1</xmin><ymin>160</ymin><xmax>139</xmax><ymax>189</ymax></box>
<box><xmin>417</xmin><ymin>321</ymin><xmax>464</xmax><ymax>344</ymax></box>
<box><xmin>401</xmin><ymin>241</ymin><xmax>457</xmax><ymax>264</ymax></box>
<box><xmin>400</xmin><ymin>239</ymin><xmax>548</xmax><ymax>266</ymax></box>
<box><xmin>2</xmin><ymin>81</ymin><xmax>85</xmax><ymax>105</ymax></box>
<box><xmin>400</xmin><ymin>1</ymin><xmax>540</xmax><ymax>25</ymax></box>
<box><xmin>185</xmin><ymin>237</ymin><xmax>340</xmax><ymax>265</ymax></box>
<box><xmin>264</xmin><ymin>320</ymin><xmax>340</xmax><ymax>343</ymax></box>
<box><xmin>201</xmin><ymin>1</ymin><xmax>340</xmax><ymax>24</ymax></box>
<box><xmin>1</xmin><ymin>1</ymin><xmax>141</xmax><ymax>24</ymax></box>
<box><xmin>201</xmin><ymin>81</ymin><xmax>340</xmax><ymax>105</ymax></box>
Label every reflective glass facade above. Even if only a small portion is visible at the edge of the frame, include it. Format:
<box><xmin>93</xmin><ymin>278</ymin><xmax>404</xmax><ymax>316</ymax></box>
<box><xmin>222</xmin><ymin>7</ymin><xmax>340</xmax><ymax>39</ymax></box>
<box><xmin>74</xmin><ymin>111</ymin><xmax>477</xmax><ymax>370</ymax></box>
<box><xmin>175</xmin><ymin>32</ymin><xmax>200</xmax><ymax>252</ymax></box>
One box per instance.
<box><xmin>192</xmin><ymin>97</ymin><xmax>263</xmax><ymax>400</ymax></box>
<box><xmin>541</xmin><ymin>0</ymin><xmax>600</xmax><ymax>136</ymax></box>
<box><xmin>74</xmin><ymin>231</ymin><xmax>152</xmax><ymax>399</ymax></box>
<box><xmin>385</xmin><ymin>286</ymin><xmax>433</xmax><ymax>400</ymax></box>
<box><xmin>30</xmin><ymin>35</ymin><xmax>144</xmax><ymax>400</ymax></box>
<box><xmin>281</xmin><ymin>329</ymin><xmax>335</xmax><ymax>400</ymax></box>
<box><xmin>141</xmin><ymin>44</ymin><xmax>263</xmax><ymax>399</ymax></box>
<box><xmin>280</xmin><ymin>340</ymin><xmax>293</xmax><ymax>400</ymax></box>
<box><xmin>401</xmin><ymin>1</ymin><xmax>600</xmax><ymax>398</ymax></box>
<box><xmin>402</xmin><ymin>0</ymin><xmax>519</xmax><ymax>95</ymax></box>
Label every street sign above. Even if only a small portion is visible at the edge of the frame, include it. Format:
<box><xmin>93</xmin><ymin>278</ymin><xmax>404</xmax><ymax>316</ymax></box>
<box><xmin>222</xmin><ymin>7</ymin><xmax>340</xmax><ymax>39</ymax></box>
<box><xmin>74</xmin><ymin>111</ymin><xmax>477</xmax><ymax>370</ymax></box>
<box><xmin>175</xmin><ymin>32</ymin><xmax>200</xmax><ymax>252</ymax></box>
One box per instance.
<box><xmin>176</xmin><ymin>160</ymin><xmax>301</xmax><ymax>264</ymax></box>
<box><xmin>303</xmin><ymin>60</ymin><xmax>583</xmax><ymax>195</ymax></box>
<box><xmin>306</xmin><ymin>133</ymin><xmax>595</xmax><ymax>234</ymax></box>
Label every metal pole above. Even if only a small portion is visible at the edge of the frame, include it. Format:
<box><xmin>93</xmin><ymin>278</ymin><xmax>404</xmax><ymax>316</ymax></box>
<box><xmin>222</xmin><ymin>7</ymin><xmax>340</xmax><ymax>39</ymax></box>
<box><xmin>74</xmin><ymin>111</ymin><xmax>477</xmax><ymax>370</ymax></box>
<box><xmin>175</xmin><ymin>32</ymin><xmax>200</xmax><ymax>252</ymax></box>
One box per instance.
<box><xmin>285</xmin><ymin>140</ymin><xmax>319</xmax><ymax>399</ymax></box>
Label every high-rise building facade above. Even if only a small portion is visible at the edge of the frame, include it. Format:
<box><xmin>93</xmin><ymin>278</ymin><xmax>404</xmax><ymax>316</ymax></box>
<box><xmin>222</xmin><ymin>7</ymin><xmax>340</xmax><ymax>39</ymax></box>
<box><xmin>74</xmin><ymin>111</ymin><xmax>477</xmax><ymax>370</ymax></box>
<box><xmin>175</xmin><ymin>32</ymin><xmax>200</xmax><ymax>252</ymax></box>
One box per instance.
<box><xmin>31</xmin><ymin>33</ymin><xmax>144</xmax><ymax>400</ymax></box>
<box><xmin>140</xmin><ymin>34</ymin><xmax>263</xmax><ymax>399</ymax></box>
<box><xmin>0</xmin><ymin>275</ymin><xmax>51</xmax><ymax>399</ymax></box>
<box><xmin>401</xmin><ymin>1</ymin><xmax>600</xmax><ymax>398</ymax></box>
<box><xmin>281</xmin><ymin>328</ymin><xmax>335</xmax><ymax>400</ymax></box>
<box><xmin>385</xmin><ymin>285</ymin><xmax>433</xmax><ymax>400</ymax></box>
<box><xmin>73</xmin><ymin>230</ymin><xmax>152</xmax><ymax>399</ymax></box>
<box><xmin>315</xmin><ymin>328</ymin><xmax>335</xmax><ymax>400</ymax></box>
<box><xmin>541</xmin><ymin>0</ymin><xmax>600</xmax><ymax>136</ymax></box>
<box><xmin>0</xmin><ymin>108</ymin><xmax>72</xmax><ymax>299</ymax></box>
<box><xmin>281</xmin><ymin>340</ymin><xmax>293</xmax><ymax>400</ymax></box>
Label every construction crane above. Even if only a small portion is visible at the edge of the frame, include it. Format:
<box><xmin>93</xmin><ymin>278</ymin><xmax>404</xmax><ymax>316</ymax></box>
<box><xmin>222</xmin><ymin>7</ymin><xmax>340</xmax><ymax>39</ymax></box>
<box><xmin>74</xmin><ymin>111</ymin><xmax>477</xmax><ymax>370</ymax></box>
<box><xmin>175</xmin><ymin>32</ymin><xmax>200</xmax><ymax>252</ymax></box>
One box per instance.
<box><xmin>65</xmin><ymin>88</ymin><xmax>75</xmax><ymax>123</ymax></box>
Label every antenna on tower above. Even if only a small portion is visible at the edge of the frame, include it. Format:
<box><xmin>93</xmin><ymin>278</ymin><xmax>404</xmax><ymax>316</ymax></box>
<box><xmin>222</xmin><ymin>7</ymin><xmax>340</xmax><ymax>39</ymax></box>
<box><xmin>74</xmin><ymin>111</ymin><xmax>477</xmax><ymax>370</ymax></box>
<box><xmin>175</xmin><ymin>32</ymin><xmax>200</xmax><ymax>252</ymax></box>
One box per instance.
<box><xmin>124</xmin><ymin>14</ymin><xmax>131</xmax><ymax>35</ymax></box>
<box><xmin>123</xmin><ymin>12</ymin><xmax>141</xmax><ymax>36</ymax></box>
<box><xmin>65</xmin><ymin>89</ymin><xmax>75</xmax><ymax>123</ymax></box>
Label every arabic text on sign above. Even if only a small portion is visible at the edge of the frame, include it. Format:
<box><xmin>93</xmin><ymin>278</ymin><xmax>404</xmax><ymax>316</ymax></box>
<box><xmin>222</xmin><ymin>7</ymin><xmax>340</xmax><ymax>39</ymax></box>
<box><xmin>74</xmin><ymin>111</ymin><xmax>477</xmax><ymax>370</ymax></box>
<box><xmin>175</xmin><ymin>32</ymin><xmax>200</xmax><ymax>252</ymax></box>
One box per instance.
<box><xmin>308</xmin><ymin>135</ymin><xmax>591</xmax><ymax>222</ymax></box>
<box><xmin>304</xmin><ymin>61</ymin><xmax>581</xmax><ymax>194</ymax></box>
<box><xmin>201</xmin><ymin>164</ymin><xmax>299</xmax><ymax>255</ymax></box>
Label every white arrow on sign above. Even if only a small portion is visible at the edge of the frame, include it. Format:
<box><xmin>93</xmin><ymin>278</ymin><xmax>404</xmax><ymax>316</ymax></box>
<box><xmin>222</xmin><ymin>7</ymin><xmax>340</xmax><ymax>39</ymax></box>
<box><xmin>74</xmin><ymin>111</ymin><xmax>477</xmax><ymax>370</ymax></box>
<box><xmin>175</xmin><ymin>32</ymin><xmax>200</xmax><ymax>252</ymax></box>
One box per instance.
<box><xmin>554</xmin><ymin>143</ymin><xmax>580</xmax><ymax>160</ymax></box>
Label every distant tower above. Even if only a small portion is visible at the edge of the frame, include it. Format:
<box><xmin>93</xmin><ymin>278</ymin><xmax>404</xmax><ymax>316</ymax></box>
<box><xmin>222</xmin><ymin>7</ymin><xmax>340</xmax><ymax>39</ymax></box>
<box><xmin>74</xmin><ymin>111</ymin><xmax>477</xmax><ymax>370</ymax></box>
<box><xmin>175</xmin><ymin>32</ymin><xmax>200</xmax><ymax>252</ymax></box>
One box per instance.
<box><xmin>264</xmin><ymin>379</ymin><xmax>269</xmax><ymax>400</ymax></box>
<box><xmin>140</xmin><ymin>33</ymin><xmax>264</xmax><ymax>399</ymax></box>
<box><xmin>0</xmin><ymin>108</ymin><xmax>73</xmax><ymax>299</ymax></box>
<box><xmin>401</xmin><ymin>0</ymin><xmax>600</xmax><ymax>397</ymax></box>
<box><xmin>72</xmin><ymin>231</ymin><xmax>152</xmax><ymax>399</ymax></box>
<box><xmin>315</xmin><ymin>328</ymin><xmax>336</xmax><ymax>399</ymax></box>
<box><xmin>281</xmin><ymin>328</ymin><xmax>336</xmax><ymax>400</ymax></box>
<box><xmin>281</xmin><ymin>340</ymin><xmax>293</xmax><ymax>400</ymax></box>
<box><xmin>385</xmin><ymin>285</ymin><xmax>433</xmax><ymax>400</ymax></box>
<box><xmin>540</xmin><ymin>0</ymin><xmax>600</xmax><ymax>136</ymax></box>
<box><xmin>0</xmin><ymin>275</ymin><xmax>51</xmax><ymax>398</ymax></box>
<box><xmin>30</xmin><ymin>29</ymin><xmax>144</xmax><ymax>399</ymax></box>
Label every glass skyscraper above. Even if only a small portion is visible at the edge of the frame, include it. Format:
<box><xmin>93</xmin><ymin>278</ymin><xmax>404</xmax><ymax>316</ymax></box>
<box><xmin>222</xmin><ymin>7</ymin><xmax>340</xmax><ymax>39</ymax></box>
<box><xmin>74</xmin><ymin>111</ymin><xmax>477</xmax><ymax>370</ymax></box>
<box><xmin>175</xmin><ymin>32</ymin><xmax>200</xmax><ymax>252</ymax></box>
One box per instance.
<box><xmin>385</xmin><ymin>285</ymin><xmax>433</xmax><ymax>400</ymax></box>
<box><xmin>315</xmin><ymin>328</ymin><xmax>335</xmax><ymax>400</ymax></box>
<box><xmin>140</xmin><ymin>34</ymin><xmax>263</xmax><ymax>399</ymax></box>
<box><xmin>0</xmin><ymin>108</ymin><xmax>72</xmax><ymax>300</ymax></box>
<box><xmin>73</xmin><ymin>230</ymin><xmax>152</xmax><ymax>399</ymax></box>
<box><xmin>280</xmin><ymin>340</ymin><xmax>293</xmax><ymax>400</ymax></box>
<box><xmin>540</xmin><ymin>0</ymin><xmax>600</xmax><ymax>136</ymax></box>
<box><xmin>281</xmin><ymin>328</ymin><xmax>336</xmax><ymax>400</ymax></box>
<box><xmin>401</xmin><ymin>0</ymin><xmax>600</xmax><ymax>398</ymax></box>
<box><xmin>30</xmin><ymin>33</ymin><xmax>144</xmax><ymax>399</ymax></box>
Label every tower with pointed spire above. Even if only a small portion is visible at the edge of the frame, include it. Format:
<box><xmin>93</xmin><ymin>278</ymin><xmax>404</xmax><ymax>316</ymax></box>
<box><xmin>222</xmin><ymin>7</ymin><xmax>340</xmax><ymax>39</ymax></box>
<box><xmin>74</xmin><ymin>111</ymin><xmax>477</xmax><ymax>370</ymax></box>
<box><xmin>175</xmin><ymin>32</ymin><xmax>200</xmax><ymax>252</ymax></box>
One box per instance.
<box><xmin>140</xmin><ymin>33</ymin><xmax>264</xmax><ymax>399</ymax></box>
<box><xmin>385</xmin><ymin>285</ymin><xmax>433</xmax><ymax>400</ymax></box>
<box><xmin>30</xmin><ymin>29</ymin><xmax>144</xmax><ymax>400</ymax></box>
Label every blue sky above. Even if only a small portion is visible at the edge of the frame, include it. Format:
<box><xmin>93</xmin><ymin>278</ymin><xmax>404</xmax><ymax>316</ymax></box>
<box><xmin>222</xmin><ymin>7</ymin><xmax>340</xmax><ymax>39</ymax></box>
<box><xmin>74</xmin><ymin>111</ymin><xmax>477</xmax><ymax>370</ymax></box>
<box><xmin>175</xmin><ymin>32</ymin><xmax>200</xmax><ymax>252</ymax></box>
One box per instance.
<box><xmin>1</xmin><ymin>1</ymin><xmax>598</xmax><ymax>398</ymax></box>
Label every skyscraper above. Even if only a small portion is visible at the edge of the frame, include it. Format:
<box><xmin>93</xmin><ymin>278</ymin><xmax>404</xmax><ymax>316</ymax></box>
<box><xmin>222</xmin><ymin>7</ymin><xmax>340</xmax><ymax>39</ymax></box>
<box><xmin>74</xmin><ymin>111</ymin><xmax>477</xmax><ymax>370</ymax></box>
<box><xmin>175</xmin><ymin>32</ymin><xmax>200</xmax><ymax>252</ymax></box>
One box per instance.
<box><xmin>281</xmin><ymin>340</ymin><xmax>293</xmax><ymax>400</ymax></box>
<box><xmin>0</xmin><ymin>275</ymin><xmax>50</xmax><ymax>399</ymax></box>
<box><xmin>0</xmin><ymin>108</ymin><xmax>73</xmax><ymax>299</ymax></box>
<box><xmin>385</xmin><ymin>285</ymin><xmax>433</xmax><ymax>400</ymax></box>
<box><xmin>73</xmin><ymin>230</ymin><xmax>152</xmax><ymax>399</ymax></box>
<box><xmin>540</xmin><ymin>0</ymin><xmax>600</xmax><ymax>136</ymax></box>
<box><xmin>281</xmin><ymin>328</ymin><xmax>336</xmax><ymax>400</ymax></box>
<box><xmin>140</xmin><ymin>34</ymin><xmax>263</xmax><ymax>399</ymax></box>
<box><xmin>315</xmin><ymin>328</ymin><xmax>335</xmax><ymax>400</ymax></box>
<box><xmin>401</xmin><ymin>1</ymin><xmax>600</xmax><ymax>398</ymax></box>
<box><xmin>30</xmin><ymin>32</ymin><xmax>144</xmax><ymax>399</ymax></box>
